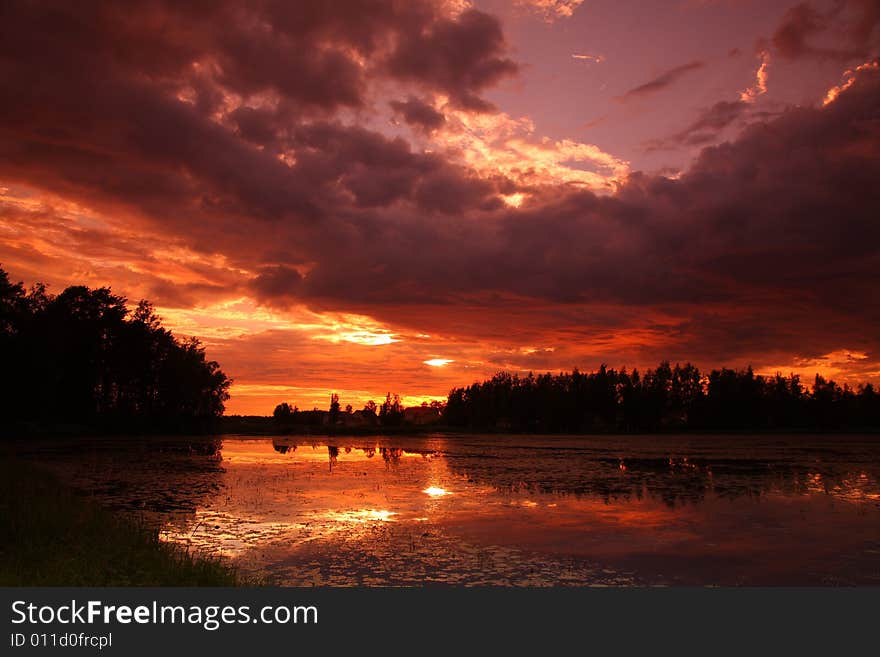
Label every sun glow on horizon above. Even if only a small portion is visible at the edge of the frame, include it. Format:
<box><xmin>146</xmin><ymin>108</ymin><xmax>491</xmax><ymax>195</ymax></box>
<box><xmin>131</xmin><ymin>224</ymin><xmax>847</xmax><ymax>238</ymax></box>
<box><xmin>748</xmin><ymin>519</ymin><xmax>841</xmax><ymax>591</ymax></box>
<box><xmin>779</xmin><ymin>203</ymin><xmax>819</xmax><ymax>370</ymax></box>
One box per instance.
<box><xmin>325</xmin><ymin>331</ymin><xmax>398</xmax><ymax>346</ymax></box>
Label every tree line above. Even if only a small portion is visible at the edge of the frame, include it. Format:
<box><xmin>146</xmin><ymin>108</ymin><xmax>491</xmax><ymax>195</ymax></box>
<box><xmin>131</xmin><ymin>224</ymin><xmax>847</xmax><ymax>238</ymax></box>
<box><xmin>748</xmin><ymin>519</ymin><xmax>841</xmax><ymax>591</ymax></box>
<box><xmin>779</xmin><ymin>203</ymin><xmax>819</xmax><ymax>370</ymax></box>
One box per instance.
<box><xmin>0</xmin><ymin>267</ymin><xmax>230</xmax><ymax>433</ymax></box>
<box><xmin>273</xmin><ymin>392</ymin><xmax>407</xmax><ymax>427</ymax></box>
<box><xmin>444</xmin><ymin>363</ymin><xmax>880</xmax><ymax>433</ymax></box>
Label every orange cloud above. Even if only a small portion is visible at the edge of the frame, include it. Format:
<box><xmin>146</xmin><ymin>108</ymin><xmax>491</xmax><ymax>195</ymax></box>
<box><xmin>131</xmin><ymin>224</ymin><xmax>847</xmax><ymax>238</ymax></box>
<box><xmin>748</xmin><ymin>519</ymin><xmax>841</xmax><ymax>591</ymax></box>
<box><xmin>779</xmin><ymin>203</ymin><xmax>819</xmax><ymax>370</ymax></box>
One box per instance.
<box><xmin>419</xmin><ymin>99</ymin><xmax>630</xmax><ymax>198</ymax></box>
<box><xmin>739</xmin><ymin>50</ymin><xmax>770</xmax><ymax>103</ymax></box>
<box><xmin>572</xmin><ymin>53</ymin><xmax>605</xmax><ymax>63</ymax></box>
<box><xmin>518</xmin><ymin>0</ymin><xmax>585</xmax><ymax>22</ymax></box>
<box><xmin>823</xmin><ymin>61</ymin><xmax>879</xmax><ymax>106</ymax></box>
<box><xmin>2</xmin><ymin>0</ymin><xmax>880</xmax><ymax>420</ymax></box>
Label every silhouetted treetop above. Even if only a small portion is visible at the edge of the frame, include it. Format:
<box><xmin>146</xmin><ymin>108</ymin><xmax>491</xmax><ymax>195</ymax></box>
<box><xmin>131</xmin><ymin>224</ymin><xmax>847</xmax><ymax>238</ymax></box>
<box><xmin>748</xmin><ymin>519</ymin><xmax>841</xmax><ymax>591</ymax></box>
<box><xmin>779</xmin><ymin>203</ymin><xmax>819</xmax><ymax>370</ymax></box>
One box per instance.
<box><xmin>445</xmin><ymin>363</ymin><xmax>880</xmax><ymax>433</ymax></box>
<box><xmin>0</xmin><ymin>265</ymin><xmax>230</xmax><ymax>433</ymax></box>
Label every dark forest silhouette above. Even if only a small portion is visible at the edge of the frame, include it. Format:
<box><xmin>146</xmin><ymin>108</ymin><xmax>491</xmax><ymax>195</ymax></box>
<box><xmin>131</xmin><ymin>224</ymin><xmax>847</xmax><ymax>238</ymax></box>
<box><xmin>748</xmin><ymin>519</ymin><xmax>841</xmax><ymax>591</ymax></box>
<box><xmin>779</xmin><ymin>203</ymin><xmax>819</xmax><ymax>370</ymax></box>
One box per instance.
<box><xmin>265</xmin><ymin>363</ymin><xmax>880</xmax><ymax>435</ymax></box>
<box><xmin>0</xmin><ymin>267</ymin><xmax>230</xmax><ymax>433</ymax></box>
<box><xmin>445</xmin><ymin>364</ymin><xmax>880</xmax><ymax>433</ymax></box>
<box><xmin>271</xmin><ymin>392</ymin><xmax>410</xmax><ymax>431</ymax></box>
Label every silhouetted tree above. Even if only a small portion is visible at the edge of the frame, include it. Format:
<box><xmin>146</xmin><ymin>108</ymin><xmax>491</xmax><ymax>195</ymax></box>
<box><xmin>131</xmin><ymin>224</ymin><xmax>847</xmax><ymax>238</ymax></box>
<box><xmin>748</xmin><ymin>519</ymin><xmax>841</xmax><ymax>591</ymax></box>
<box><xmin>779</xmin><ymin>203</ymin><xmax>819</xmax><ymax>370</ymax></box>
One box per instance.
<box><xmin>444</xmin><ymin>362</ymin><xmax>880</xmax><ymax>433</ymax></box>
<box><xmin>379</xmin><ymin>393</ymin><xmax>402</xmax><ymax>426</ymax></box>
<box><xmin>329</xmin><ymin>393</ymin><xmax>340</xmax><ymax>424</ymax></box>
<box><xmin>363</xmin><ymin>400</ymin><xmax>378</xmax><ymax>418</ymax></box>
<box><xmin>0</xmin><ymin>266</ymin><xmax>230</xmax><ymax>433</ymax></box>
<box><xmin>273</xmin><ymin>402</ymin><xmax>295</xmax><ymax>418</ymax></box>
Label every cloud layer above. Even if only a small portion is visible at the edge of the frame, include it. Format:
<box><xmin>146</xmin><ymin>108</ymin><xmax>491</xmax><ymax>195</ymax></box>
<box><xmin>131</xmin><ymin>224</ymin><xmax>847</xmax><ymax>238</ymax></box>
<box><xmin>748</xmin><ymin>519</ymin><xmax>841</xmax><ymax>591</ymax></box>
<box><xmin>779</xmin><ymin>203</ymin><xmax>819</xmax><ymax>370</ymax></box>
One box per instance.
<box><xmin>1</xmin><ymin>0</ymin><xmax>878</xmax><ymax>412</ymax></box>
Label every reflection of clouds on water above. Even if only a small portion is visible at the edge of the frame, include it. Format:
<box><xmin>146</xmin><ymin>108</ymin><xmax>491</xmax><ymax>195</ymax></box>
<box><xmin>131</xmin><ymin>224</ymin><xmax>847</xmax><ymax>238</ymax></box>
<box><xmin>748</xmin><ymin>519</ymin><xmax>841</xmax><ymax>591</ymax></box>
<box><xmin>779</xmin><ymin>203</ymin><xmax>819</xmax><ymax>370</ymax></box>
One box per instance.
<box><xmin>19</xmin><ymin>434</ymin><xmax>880</xmax><ymax>585</ymax></box>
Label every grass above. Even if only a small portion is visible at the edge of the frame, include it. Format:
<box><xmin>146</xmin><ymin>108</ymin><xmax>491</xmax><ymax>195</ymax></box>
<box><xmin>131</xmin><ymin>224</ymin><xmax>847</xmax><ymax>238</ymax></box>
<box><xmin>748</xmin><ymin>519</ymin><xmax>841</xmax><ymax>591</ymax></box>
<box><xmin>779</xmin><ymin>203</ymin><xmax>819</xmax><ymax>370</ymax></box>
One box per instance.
<box><xmin>0</xmin><ymin>454</ymin><xmax>240</xmax><ymax>586</ymax></box>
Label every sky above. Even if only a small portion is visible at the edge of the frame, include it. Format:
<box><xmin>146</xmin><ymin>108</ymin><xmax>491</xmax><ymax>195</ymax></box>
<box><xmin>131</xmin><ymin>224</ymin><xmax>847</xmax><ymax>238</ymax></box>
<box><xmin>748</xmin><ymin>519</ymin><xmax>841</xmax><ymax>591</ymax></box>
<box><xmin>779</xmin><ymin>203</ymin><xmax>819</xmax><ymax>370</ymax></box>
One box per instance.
<box><xmin>1</xmin><ymin>0</ymin><xmax>879</xmax><ymax>415</ymax></box>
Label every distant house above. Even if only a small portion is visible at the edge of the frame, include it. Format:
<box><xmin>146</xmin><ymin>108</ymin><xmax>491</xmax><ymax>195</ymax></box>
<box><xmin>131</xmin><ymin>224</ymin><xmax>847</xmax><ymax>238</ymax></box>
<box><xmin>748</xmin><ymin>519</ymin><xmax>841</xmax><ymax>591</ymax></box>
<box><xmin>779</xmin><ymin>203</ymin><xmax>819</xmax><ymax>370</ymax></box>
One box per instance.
<box><xmin>403</xmin><ymin>405</ymin><xmax>442</xmax><ymax>425</ymax></box>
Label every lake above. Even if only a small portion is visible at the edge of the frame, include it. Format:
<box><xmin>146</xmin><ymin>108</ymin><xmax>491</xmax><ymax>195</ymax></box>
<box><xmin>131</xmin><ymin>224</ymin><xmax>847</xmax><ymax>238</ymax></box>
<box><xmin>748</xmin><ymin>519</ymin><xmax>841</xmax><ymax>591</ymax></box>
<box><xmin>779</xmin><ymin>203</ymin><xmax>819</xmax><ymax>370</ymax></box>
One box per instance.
<box><xmin>17</xmin><ymin>433</ymin><xmax>880</xmax><ymax>586</ymax></box>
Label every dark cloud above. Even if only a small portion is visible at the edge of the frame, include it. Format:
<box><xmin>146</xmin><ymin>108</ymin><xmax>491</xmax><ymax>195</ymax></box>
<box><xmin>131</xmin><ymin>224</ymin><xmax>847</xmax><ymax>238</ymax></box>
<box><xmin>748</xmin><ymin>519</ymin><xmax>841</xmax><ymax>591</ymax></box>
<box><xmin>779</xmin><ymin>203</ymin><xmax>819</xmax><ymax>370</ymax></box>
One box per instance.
<box><xmin>413</xmin><ymin>168</ymin><xmax>502</xmax><ymax>215</ymax></box>
<box><xmin>229</xmin><ymin>106</ymin><xmax>283</xmax><ymax>146</ymax></box>
<box><xmin>0</xmin><ymin>1</ymin><xmax>515</xmax><ymax>115</ymax></box>
<box><xmin>772</xmin><ymin>0</ymin><xmax>880</xmax><ymax>60</ymax></box>
<box><xmin>646</xmin><ymin>100</ymin><xmax>752</xmax><ymax>150</ymax></box>
<box><xmin>145</xmin><ymin>279</ymin><xmax>237</xmax><ymax>309</ymax></box>
<box><xmin>1</xmin><ymin>0</ymin><xmax>879</xmax><ymax>379</ymax></box>
<box><xmin>772</xmin><ymin>2</ymin><xmax>828</xmax><ymax>59</ymax></box>
<box><xmin>617</xmin><ymin>60</ymin><xmax>705</xmax><ymax>102</ymax></box>
<box><xmin>390</xmin><ymin>97</ymin><xmax>447</xmax><ymax>132</ymax></box>
<box><xmin>684</xmin><ymin>100</ymin><xmax>749</xmax><ymax>135</ymax></box>
<box><xmin>252</xmin><ymin>266</ymin><xmax>305</xmax><ymax>300</ymax></box>
<box><xmin>275</xmin><ymin>66</ymin><xmax>880</xmax><ymax>366</ymax></box>
<box><xmin>0</xmin><ymin>0</ymin><xmax>517</xmax><ymax>259</ymax></box>
<box><xmin>385</xmin><ymin>9</ymin><xmax>519</xmax><ymax>111</ymax></box>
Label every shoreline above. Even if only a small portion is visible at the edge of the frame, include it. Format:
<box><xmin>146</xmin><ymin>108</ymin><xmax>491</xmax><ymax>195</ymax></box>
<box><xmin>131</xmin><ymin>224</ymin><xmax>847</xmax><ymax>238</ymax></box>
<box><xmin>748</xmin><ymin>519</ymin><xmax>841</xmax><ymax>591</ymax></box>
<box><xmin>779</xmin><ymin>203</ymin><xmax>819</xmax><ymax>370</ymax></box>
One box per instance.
<box><xmin>4</xmin><ymin>424</ymin><xmax>880</xmax><ymax>442</ymax></box>
<box><xmin>0</xmin><ymin>455</ymin><xmax>241</xmax><ymax>587</ymax></box>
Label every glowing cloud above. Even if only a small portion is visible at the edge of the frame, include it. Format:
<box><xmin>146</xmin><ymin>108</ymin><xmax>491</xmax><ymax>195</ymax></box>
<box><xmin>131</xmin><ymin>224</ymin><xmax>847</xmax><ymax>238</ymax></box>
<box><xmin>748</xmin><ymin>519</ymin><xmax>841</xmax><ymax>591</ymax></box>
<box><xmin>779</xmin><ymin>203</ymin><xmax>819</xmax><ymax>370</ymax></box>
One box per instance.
<box><xmin>759</xmin><ymin>350</ymin><xmax>874</xmax><ymax>382</ymax></box>
<box><xmin>157</xmin><ymin>300</ymin><xmax>400</xmax><ymax>347</ymax></box>
<box><xmin>323</xmin><ymin>331</ymin><xmax>398</xmax><ymax>346</ymax></box>
<box><xmin>519</xmin><ymin>0</ymin><xmax>585</xmax><ymax>21</ymax></box>
<box><xmin>426</xmin><ymin>101</ymin><xmax>630</xmax><ymax>195</ymax></box>
<box><xmin>823</xmin><ymin>61</ymin><xmax>879</xmax><ymax>106</ymax></box>
<box><xmin>501</xmin><ymin>192</ymin><xmax>526</xmax><ymax>207</ymax></box>
<box><xmin>424</xmin><ymin>358</ymin><xmax>454</xmax><ymax>367</ymax></box>
<box><xmin>740</xmin><ymin>51</ymin><xmax>770</xmax><ymax>103</ymax></box>
<box><xmin>572</xmin><ymin>53</ymin><xmax>605</xmax><ymax>63</ymax></box>
<box><xmin>307</xmin><ymin>313</ymin><xmax>400</xmax><ymax>346</ymax></box>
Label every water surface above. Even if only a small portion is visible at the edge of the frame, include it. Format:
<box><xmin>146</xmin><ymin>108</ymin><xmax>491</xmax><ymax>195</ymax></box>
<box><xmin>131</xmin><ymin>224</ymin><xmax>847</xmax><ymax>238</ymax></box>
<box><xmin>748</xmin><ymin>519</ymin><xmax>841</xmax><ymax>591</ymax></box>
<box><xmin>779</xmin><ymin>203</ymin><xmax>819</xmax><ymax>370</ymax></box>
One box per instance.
<box><xmin>20</xmin><ymin>434</ymin><xmax>880</xmax><ymax>586</ymax></box>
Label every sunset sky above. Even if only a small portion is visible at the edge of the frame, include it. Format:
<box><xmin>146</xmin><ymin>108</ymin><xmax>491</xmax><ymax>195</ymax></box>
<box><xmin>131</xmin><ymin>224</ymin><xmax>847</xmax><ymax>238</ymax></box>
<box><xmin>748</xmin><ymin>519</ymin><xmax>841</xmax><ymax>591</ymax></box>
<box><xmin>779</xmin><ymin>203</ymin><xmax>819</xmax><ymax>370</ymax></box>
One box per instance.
<box><xmin>1</xmin><ymin>0</ymin><xmax>879</xmax><ymax>414</ymax></box>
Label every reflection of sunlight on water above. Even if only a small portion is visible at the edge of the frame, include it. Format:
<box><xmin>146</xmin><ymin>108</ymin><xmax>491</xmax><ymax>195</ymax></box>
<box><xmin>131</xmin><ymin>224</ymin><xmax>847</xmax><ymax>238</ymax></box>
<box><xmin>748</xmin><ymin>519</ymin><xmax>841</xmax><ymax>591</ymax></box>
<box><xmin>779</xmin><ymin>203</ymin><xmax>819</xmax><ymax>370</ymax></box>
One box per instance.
<box><xmin>804</xmin><ymin>471</ymin><xmax>880</xmax><ymax>503</ymax></box>
<box><xmin>158</xmin><ymin>509</ymin><xmax>308</xmax><ymax>558</ymax></box>
<box><xmin>155</xmin><ymin>438</ymin><xmax>473</xmax><ymax>563</ymax></box>
<box><xmin>121</xmin><ymin>435</ymin><xmax>880</xmax><ymax>585</ymax></box>
<box><xmin>27</xmin><ymin>432</ymin><xmax>880</xmax><ymax>585</ymax></box>
<box><xmin>158</xmin><ymin>507</ymin><xmax>401</xmax><ymax>559</ymax></box>
<box><xmin>326</xmin><ymin>509</ymin><xmax>397</xmax><ymax>522</ymax></box>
